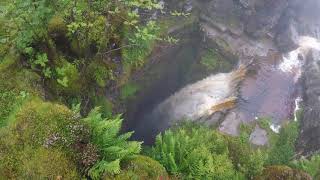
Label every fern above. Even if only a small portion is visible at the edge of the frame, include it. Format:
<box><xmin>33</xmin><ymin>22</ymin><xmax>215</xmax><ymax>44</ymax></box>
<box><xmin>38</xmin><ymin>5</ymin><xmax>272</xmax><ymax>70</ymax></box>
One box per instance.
<box><xmin>83</xmin><ymin>107</ymin><xmax>142</xmax><ymax>179</ymax></box>
<box><xmin>88</xmin><ymin>159</ymin><xmax>121</xmax><ymax>179</ymax></box>
<box><xmin>148</xmin><ymin>123</ymin><xmax>235</xmax><ymax>179</ymax></box>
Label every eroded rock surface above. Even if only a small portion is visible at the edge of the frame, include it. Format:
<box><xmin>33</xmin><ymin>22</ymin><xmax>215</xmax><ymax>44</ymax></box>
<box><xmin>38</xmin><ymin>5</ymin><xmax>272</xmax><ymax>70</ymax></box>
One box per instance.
<box><xmin>298</xmin><ymin>49</ymin><xmax>320</xmax><ymax>155</ymax></box>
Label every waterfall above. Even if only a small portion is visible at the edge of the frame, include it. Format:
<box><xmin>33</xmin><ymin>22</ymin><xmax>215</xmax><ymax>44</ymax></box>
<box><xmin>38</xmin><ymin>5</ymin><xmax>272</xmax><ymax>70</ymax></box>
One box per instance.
<box><xmin>133</xmin><ymin>65</ymin><xmax>247</xmax><ymax>142</ymax></box>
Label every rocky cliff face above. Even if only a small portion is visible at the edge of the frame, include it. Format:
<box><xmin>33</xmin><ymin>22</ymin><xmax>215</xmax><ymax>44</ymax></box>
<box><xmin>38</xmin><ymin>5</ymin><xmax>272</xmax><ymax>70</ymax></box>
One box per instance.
<box><xmin>197</xmin><ymin>0</ymin><xmax>320</xmax><ymax>154</ymax></box>
<box><xmin>298</xmin><ymin>49</ymin><xmax>320</xmax><ymax>155</ymax></box>
<box><xmin>126</xmin><ymin>0</ymin><xmax>320</xmax><ymax>150</ymax></box>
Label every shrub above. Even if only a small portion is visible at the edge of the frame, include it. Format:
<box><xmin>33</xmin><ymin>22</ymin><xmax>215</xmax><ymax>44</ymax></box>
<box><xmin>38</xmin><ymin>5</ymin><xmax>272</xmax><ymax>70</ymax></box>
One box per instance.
<box><xmin>148</xmin><ymin>123</ymin><xmax>236</xmax><ymax>179</ymax></box>
<box><xmin>257</xmin><ymin>117</ymin><xmax>272</xmax><ymax>130</ymax></box>
<box><xmin>48</xmin><ymin>15</ymin><xmax>67</xmax><ymax>39</ymax></box>
<box><xmin>255</xmin><ymin>165</ymin><xmax>312</xmax><ymax>180</ymax></box>
<box><xmin>55</xmin><ymin>60</ymin><xmax>81</xmax><ymax>93</ymax></box>
<box><xmin>267</xmin><ymin>121</ymin><xmax>299</xmax><ymax>165</ymax></box>
<box><xmin>88</xmin><ymin>60</ymin><xmax>115</xmax><ymax>87</ymax></box>
<box><xmin>122</xmin><ymin>21</ymin><xmax>160</xmax><ymax>68</ymax></box>
<box><xmin>226</xmin><ymin>136</ymin><xmax>266</xmax><ymax>178</ymax></box>
<box><xmin>291</xmin><ymin>155</ymin><xmax>320</xmax><ymax>179</ymax></box>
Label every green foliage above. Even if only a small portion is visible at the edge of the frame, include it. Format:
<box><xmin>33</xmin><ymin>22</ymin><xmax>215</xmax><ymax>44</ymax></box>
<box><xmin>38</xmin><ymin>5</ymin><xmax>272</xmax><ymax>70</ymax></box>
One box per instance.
<box><xmin>47</xmin><ymin>15</ymin><xmax>67</xmax><ymax>38</ymax></box>
<box><xmin>226</xmin><ymin>136</ymin><xmax>266</xmax><ymax>178</ymax></box>
<box><xmin>257</xmin><ymin>117</ymin><xmax>272</xmax><ymax>130</ymax></box>
<box><xmin>0</xmin><ymin>91</ymin><xmax>29</xmax><ymax>127</ymax></box>
<box><xmin>267</xmin><ymin>121</ymin><xmax>299</xmax><ymax>165</ymax></box>
<box><xmin>83</xmin><ymin>108</ymin><xmax>142</xmax><ymax>179</ymax></box>
<box><xmin>148</xmin><ymin>123</ymin><xmax>236</xmax><ymax>179</ymax></box>
<box><xmin>3</xmin><ymin>0</ymin><xmax>54</xmax><ymax>54</ymax></box>
<box><xmin>120</xmin><ymin>83</ymin><xmax>140</xmax><ymax>101</ymax></box>
<box><xmin>239</xmin><ymin>123</ymin><xmax>255</xmax><ymax>143</ymax></box>
<box><xmin>55</xmin><ymin>60</ymin><xmax>81</xmax><ymax>92</ymax></box>
<box><xmin>291</xmin><ymin>155</ymin><xmax>320</xmax><ymax>179</ymax></box>
<box><xmin>0</xmin><ymin>56</ymin><xmax>42</xmax><ymax>126</ymax></box>
<box><xmin>88</xmin><ymin>59</ymin><xmax>115</xmax><ymax>87</ymax></box>
<box><xmin>123</xmin><ymin>21</ymin><xmax>160</xmax><ymax>68</ymax></box>
<box><xmin>33</xmin><ymin>52</ymin><xmax>52</xmax><ymax>78</ymax></box>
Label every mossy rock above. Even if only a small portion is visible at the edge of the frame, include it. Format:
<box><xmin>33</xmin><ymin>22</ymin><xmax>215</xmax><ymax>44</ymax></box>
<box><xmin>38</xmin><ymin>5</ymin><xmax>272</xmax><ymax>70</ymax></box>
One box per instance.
<box><xmin>0</xmin><ymin>99</ymin><xmax>84</xmax><ymax>179</ymax></box>
<box><xmin>255</xmin><ymin>165</ymin><xmax>312</xmax><ymax>180</ymax></box>
<box><xmin>17</xmin><ymin>147</ymin><xmax>79</xmax><ymax>179</ymax></box>
<box><xmin>10</xmin><ymin>99</ymin><xmax>82</xmax><ymax>147</ymax></box>
<box><xmin>0</xmin><ymin>55</ymin><xmax>43</xmax><ymax>126</ymax></box>
<box><xmin>111</xmin><ymin>155</ymin><xmax>168</xmax><ymax>180</ymax></box>
<box><xmin>0</xmin><ymin>145</ymin><xmax>79</xmax><ymax>179</ymax></box>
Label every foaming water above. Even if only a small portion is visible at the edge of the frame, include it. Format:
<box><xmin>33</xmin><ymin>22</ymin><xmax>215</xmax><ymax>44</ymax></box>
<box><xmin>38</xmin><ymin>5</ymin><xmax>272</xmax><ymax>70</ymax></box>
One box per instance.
<box><xmin>298</xmin><ymin>36</ymin><xmax>320</xmax><ymax>50</ymax></box>
<box><xmin>234</xmin><ymin>36</ymin><xmax>320</xmax><ymax>133</ymax></box>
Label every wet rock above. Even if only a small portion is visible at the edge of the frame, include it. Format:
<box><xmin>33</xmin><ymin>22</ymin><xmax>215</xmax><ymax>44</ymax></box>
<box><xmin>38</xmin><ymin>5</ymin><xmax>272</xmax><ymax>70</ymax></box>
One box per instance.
<box><xmin>249</xmin><ymin>126</ymin><xmax>268</xmax><ymax>146</ymax></box>
<box><xmin>244</xmin><ymin>0</ymin><xmax>289</xmax><ymax>38</ymax></box>
<box><xmin>276</xmin><ymin>21</ymin><xmax>299</xmax><ymax>53</ymax></box>
<box><xmin>297</xmin><ymin>49</ymin><xmax>320</xmax><ymax>155</ymax></box>
<box><xmin>219</xmin><ymin>111</ymin><xmax>242</xmax><ymax>136</ymax></box>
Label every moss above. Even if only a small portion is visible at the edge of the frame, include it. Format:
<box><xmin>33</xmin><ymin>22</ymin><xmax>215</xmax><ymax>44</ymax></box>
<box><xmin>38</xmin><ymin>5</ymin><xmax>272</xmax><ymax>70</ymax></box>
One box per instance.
<box><xmin>111</xmin><ymin>155</ymin><xmax>168</xmax><ymax>180</ymax></box>
<box><xmin>0</xmin><ymin>55</ymin><xmax>43</xmax><ymax>126</ymax></box>
<box><xmin>200</xmin><ymin>49</ymin><xmax>232</xmax><ymax>72</ymax></box>
<box><xmin>0</xmin><ymin>99</ymin><xmax>84</xmax><ymax>179</ymax></box>
<box><xmin>255</xmin><ymin>165</ymin><xmax>312</xmax><ymax>180</ymax></box>
<box><xmin>10</xmin><ymin>99</ymin><xmax>82</xmax><ymax>147</ymax></box>
<box><xmin>18</xmin><ymin>147</ymin><xmax>79</xmax><ymax>179</ymax></box>
<box><xmin>120</xmin><ymin>83</ymin><xmax>139</xmax><ymax>101</ymax></box>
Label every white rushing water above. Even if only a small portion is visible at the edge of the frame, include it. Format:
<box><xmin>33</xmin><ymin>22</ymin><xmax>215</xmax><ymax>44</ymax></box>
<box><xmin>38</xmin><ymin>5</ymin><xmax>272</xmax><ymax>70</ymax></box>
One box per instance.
<box><xmin>270</xmin><ymin>36</ymin><xmax>320</xmax><ymax>133</ymax></box>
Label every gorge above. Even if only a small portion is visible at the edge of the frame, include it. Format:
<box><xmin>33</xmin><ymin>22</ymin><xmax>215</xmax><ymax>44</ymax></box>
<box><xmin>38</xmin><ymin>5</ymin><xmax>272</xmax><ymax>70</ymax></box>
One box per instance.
<box><xmin>125</xmin><ymin>0</ymin><xmax>320</xmax><ymax>154</ymax></box>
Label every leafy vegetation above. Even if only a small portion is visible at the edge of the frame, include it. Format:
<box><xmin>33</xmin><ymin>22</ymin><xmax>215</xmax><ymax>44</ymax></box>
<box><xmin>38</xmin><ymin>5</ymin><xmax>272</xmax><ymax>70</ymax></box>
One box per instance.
<box><xmin>291</xmin><ymin>155</ymin><xmax>320</xmax><ymax>179</ymax></box>
<box><xmin>83</xmin><ymin>108</ymin><xmax>142</xmax><ymax>179</ymax></box>
<box><xmin>148</xmin><ymin>123</ymin><xmax>266</xmax><ymax>179</ymax></box>
<box><xmin>266</xmin><ymin>121</ymin><xmax>299</xmax><ymax>165</ymax></box>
